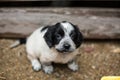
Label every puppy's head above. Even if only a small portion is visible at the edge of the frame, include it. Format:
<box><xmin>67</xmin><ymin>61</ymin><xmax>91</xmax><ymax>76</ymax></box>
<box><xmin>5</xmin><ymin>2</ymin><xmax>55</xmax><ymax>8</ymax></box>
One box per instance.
<box><xmin>44</xmin><ymin>21</ymin><xmax>83</xmax><ymax>53</ymax></box>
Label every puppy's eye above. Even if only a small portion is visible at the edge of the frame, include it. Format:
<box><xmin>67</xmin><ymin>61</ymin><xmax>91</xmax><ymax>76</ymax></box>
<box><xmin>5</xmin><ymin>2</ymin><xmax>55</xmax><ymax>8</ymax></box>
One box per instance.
<box><xmin>56</xmin><ymin>34</ymin><xmax>62</xmax><ymax>40</ymax></box>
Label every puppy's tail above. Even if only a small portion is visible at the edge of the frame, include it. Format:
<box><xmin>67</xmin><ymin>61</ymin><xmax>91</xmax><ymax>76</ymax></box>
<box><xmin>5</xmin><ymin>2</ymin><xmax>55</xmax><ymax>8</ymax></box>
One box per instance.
<box><xmin>10</xmin><ymin>38</ymin><xmax>26</xmax><ymax>49</ymax></box>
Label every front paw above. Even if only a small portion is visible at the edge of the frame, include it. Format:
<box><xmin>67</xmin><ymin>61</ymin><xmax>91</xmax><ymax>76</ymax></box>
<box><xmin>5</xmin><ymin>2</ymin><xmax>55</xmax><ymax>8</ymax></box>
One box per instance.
<box><xmin>32</xmin><ymin>64</ymin><xmax>41</xmax><ymax>71</ymax></box>
<box><xmin>32</xmin><ymin>60</ymin><xmax>41</xmax><ymax>71</ymax></box>
<box><xmin>43</xmin><ymin>65</ymin><xmax>54</xmax><ymax>74</ymax></box>
<box><xmin>68</xmin><ymin>62</ymin><xmax>78</xmax><ymax>71</ymax></box>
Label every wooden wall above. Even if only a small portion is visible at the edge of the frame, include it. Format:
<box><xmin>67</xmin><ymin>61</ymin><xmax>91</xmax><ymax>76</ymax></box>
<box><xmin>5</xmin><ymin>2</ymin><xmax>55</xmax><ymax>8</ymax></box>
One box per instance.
<box><xmin>0</xmin><ymin>8</ymin><xmax>120</xmax><ymax>39</ymax></box>
<box><xmin>0</xmin><ymin>1</ymin><xmax>120</xmax><ymax>39</ymax></box>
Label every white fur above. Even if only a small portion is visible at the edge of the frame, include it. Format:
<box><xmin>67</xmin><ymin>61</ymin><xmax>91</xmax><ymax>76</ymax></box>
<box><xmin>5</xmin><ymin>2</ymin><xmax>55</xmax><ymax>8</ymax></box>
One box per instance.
<box><xmin>26</xmin><ymin>26</ymin><xmax>79</xmax><ymax>63</ymax></box>
<box><xmin>26</xmin><ymin>23</ymin><xmax>80</xmax><ymax>74</ymax></box>
<box><xmin>61</xmin><ymin>22</ymin><xmax>74</xmax><ymax>34</ymax></box>
<box><xmin>42</xmin><ymin>65</ymin><xmax>53</xmax><ymax>74</ymax></box>
<box><xmin>32</xmin><ymin>59</ymin><xmax>41</xmax><ymax>71</ymax></box>
<box><xmin>68</xmin><ymin>61</ymin><xmax>78</xmax><ymax>71</ymax></box>
<box><xmin>26</xmin><ymin>27</ymin><xmax>55</xmax><ymax>63</ymax></box>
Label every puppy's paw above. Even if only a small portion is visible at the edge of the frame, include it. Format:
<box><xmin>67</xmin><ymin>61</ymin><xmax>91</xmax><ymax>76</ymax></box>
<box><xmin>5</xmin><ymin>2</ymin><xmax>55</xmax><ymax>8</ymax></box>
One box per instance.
<box><xmin>32</xmin><ymin>60</ymin><xmax>41</xmax><ymax>71</ymax></box>
<box><xmin>68</xmin><ymin>62</ymin><xmax>78</xmax><ymax>71</ymax></box>
<box><xmin>32</xmin><ymin>63</ymin><xmax>41</xmax><ymax>71</ymax></box>
<box><xmin>43</xmin><ymin>65</ymin><xmax>53</xmax><ymax>74</ymax></box>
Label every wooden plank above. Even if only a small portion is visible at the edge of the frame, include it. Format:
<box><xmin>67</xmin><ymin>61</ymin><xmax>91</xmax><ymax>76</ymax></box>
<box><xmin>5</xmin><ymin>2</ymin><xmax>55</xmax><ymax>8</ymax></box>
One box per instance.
<box><xmin>0</xmin><ymin>8</ymin><xmax>120</xmax><ymax>39</ymax></box>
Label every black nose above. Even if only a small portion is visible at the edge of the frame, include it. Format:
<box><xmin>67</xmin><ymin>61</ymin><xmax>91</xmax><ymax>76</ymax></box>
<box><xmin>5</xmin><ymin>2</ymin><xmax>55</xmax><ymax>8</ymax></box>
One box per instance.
<box><xmin>63</xmin><ymin>43</ymin><xmax>71</xmax><ymax>49</ymax></box>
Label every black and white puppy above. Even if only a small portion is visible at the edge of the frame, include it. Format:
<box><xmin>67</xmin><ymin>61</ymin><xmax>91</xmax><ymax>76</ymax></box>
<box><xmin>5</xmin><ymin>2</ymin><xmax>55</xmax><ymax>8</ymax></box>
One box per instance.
<box><xmin>26</xmin><ymin>21</ymin><xmax>83</xmax><ymax>74</ymax></box>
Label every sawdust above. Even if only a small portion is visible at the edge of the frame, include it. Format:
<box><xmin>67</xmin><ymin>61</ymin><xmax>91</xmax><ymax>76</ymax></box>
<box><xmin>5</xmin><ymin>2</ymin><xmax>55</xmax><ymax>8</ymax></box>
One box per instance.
<box><xmin>0</xmin><ymin>39</ymin><xmax>120</xmax><ymax>80</ymax></box>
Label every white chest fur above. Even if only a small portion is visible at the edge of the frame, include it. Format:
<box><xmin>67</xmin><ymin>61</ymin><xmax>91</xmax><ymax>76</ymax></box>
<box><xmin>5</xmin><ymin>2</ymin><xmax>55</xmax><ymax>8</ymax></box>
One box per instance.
<box><xmin>50</xmin><ymin>48</ymin><xmax>79</xmax><ymax>64</ymax></box>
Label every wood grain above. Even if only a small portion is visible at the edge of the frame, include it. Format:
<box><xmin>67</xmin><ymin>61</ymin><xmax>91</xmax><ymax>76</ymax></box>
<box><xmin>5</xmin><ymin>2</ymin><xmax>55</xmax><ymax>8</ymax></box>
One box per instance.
<box><xmin>0</xmin><ymin>8</ymin><xmax>120</xmax><ymax>39</ymax></box>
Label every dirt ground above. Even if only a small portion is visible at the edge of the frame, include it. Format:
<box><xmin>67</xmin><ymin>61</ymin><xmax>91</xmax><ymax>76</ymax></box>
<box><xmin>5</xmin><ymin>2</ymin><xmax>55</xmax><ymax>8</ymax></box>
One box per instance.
<box><xmin>0</xmin><ymin>39</ymin><xmax>120</xmax><ymax>80</ymax></box>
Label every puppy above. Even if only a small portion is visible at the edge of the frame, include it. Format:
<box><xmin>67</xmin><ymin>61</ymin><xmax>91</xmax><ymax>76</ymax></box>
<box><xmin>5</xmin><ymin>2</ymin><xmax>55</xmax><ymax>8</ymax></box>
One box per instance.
<box><xmin>26</xmin><ymin>21</ymin><xmax>83</xmax><ymax>74</ymax></box>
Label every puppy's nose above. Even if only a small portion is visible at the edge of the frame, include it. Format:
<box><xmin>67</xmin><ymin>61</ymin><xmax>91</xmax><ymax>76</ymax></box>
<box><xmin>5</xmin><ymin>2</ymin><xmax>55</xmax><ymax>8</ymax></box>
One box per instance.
<box><xmin>63</xmin><ymin>43</ymin><xmax>71</xmax><ymax>49</ymax></box>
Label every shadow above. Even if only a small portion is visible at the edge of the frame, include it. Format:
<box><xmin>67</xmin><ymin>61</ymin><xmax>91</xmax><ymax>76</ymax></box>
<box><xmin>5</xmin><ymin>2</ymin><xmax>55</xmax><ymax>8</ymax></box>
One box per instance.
<box><xmin>0</xmin><ymin>1</ymin><xmax>119</xmax><ymax>8</ymax></box>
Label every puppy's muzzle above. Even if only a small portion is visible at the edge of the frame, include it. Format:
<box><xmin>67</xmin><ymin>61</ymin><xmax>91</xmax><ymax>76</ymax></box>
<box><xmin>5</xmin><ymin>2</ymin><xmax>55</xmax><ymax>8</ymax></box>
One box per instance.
<box><xmin>56</xmin><ymin>43</ymin><xmax>72</xmax><ymax>53</ymax></box>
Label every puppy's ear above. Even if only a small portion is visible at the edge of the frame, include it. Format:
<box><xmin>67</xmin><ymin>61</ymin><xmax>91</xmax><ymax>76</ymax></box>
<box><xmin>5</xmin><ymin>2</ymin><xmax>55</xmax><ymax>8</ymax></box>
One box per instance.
<box><xmin>74</xmin><ymin>25</ymin><xmax>84</xmax><ymax>48</ymax></box>
<box><xmin>44</xmin><ymin>26</ymin><xmax>55</xmax><ymax>48</ymax></box>
<box><xmin>76</xmin><ymin>31</ymin><xmax>83</xmax><ymax>48</ymax></box>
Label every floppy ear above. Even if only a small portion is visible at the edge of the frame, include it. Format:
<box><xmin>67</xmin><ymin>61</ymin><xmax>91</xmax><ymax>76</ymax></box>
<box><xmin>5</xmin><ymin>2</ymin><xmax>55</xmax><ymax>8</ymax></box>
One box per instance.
<box><xmin>76</xmin><ymin>31</ymin><xmax>83</xmax><ymax>48</ymax></box>
<box><xmin>73</xmin><ymin>25</ymin><xmax>83</xmax><ymax>48</ymax></box>
<box><xmin>44</xmin><ymin>26</ymin><xmax>55</xmax><ymax>48</ymax></box>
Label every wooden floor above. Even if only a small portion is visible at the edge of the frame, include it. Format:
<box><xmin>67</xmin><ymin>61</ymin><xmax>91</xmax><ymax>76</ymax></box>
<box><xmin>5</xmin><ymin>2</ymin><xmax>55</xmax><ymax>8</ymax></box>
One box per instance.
<box><xmin>0</xmin><ymin>8</ymin><xmax>120</xmax><ymax>39</ymax></box>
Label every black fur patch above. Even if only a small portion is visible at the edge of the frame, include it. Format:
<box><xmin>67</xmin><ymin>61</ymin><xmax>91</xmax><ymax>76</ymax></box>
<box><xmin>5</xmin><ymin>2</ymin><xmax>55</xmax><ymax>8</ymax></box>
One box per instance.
<box><xmin>20</xmin><ymin>38</ymin><xmax>26</xmax><ymax>44</ymax></box>
<box><xmin>70</xmin><ymin>24</ymin><xmax>83</xmax><ymax>48</ymax></box>
<box><xmin>62</xmin><ymin>21</ymin><xmax>67</xmax><ymax>23</ymax></box>
<box><xmin>44</xmin><ymin>23</ymin><xmax>65</xmax><ymax>48</ymax></box>
<box><xmin>41</xmin><ymin>26</ymin><xmax>48</xmax><ymax>32</ymax></box>
<box><xmin>53</xmin><ymin>25</ymin><xmax>64</xmax><ymax>45</ymax></box>
<box><xmin>43</xmin><ymin>26</ymin><xmax>55</xmax><ymax>48</ymax></box>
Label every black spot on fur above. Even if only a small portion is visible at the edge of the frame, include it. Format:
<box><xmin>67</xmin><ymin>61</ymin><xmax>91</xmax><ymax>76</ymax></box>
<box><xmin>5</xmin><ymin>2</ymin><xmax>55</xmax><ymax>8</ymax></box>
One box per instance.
<box><xmin>70</xmin><ymin>24</ymin><xmax>83</xmax><ymax>48</ymax></box>
<box><xmin>44</xmin><ymin>23</ymin><xmax>65</xmax><ymax>48</ymax></box>
<box><xmin>44</xmin><ymin>26</ymin><xmax>55</xmax><ymax>48</ymax></box>
<box><xmin>62</xmin><ymin>21</ymin><xmax>67</xmax><ymax>23</ymax></box>
<box><xmin>20</xmin><ymin>38</ymin><xmax>26</xmax><ymax>44</ymax></box>
<box><xmin>54</xmin><ymin>25</ymin><xmax>64</xmax><ymax>45</ymax></box>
